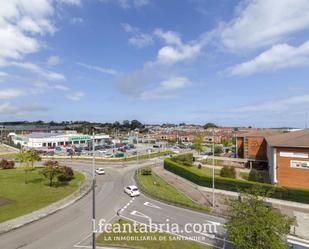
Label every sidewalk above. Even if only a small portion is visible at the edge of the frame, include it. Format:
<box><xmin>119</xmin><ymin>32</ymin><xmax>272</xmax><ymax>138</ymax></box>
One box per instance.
<box><xmin>0</xmin><ymin>171</ymin><xmax>92</xmax><ymax>234</ymax></box>
<box><xmin>153</xmin><ymin>166</ymin><xmax>309</xmax><ymax>241</ymax></box>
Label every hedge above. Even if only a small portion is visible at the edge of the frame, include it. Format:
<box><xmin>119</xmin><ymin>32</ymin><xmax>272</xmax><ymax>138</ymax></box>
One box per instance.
<box><xmin>164</xmin><ymin>158</ymin><xmax>309</xmax><ymax>204</ymax></box>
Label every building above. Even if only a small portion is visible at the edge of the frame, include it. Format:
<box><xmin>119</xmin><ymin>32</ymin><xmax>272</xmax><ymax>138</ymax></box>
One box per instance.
<box><xmin>11</xmin><ymin>132</ymin><xmax>109</xmax><ymax>148</ymax></box>
<box><xmin>237</xmin><ymin>129</ymin><xmax>309</xmax><ymax>189</ymax></box>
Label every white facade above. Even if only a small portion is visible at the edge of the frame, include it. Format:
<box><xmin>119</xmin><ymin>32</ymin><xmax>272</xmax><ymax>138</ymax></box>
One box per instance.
<box><xmin>12</xmin><ymin>133</ymin><xmax>110</xmax><ymax>148</ymax></box>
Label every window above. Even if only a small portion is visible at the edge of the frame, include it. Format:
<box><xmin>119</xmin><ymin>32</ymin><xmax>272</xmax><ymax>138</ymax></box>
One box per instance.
<box><xmin>280</xmin><ymin>151</ymin><xmax>308</xmax><ymax>158</ymax></box>
<box><xmin>290</xmin><ymin>160</ymin><xmax>309</xmax><ymax>169</ymax></box>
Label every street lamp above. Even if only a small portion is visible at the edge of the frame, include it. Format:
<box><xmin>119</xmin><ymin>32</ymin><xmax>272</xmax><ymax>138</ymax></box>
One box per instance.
<box><xmin>212</xmin><ymin>128</ymin><xmax>215</xmax><ymax>208</ymax></box>
<box><xmin>92</xmin><ymin>130</ymin><xmax>96</xmax><ymax>249</ymax></box>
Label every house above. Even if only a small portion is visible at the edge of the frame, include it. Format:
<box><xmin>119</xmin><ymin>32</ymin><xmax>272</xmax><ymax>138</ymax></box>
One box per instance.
<box><xmin>237</xmin><ymin>129</ymin><xmax>309</xmax><ymax>189</ymax></box>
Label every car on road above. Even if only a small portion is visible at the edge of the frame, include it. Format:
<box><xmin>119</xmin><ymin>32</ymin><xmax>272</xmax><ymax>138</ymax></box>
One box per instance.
<box><xmin>124</xmin><ymin>185</ymin><xmax>140</xmax><ymax>197</ymax></box>
<box><xmin>95</xmin><ymin>168</ymin><xmax>105</xmax><ymax>175</ymax></box>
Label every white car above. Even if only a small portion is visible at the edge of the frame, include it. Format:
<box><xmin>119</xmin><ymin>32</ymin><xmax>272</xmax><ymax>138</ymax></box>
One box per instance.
<box><xmin>124</xmin><ymin>185</ymin><xmax>140</xmax><ymax>197</ymax></box>
<box><xmin>95</xmin><ymin>168</ymin><xmax>105</xmax><ymax>175</ymax></box>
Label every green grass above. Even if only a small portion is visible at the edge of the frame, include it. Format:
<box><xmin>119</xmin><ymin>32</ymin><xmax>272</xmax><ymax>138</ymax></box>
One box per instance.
<box><xmin>96</xmin><ymin>219</ymin><xmax>212</xmax><ymax>249</ymax></box>
<box><xmin>136</xmin><ymin>170</ymin><xmax>210</xmax><ymax>212</ymax></box>
<box><xmin>0</xmin><ymin>153</ymin><xmax>18</xmax><ymax>160</ymax></box>
<box><xmin>125</xmin><ymin>150</ymin><xmax>174</xmax><ymax>161</ymax></box>
<box><xmin>0</xmin><ymin>167</ymin><xmax>85</xmax><ymax>223</ymax></box>
<box><xmin>189</xmin><ymin>165</ymin><xmax>221</xmax><ymax>177</ymax></box>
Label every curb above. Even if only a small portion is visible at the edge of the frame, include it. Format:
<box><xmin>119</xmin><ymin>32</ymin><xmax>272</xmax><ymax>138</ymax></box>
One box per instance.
<box><xmin>0</xmin><ymin>170</ymin><xmax>92</xmax><ymax>234</ymax></box>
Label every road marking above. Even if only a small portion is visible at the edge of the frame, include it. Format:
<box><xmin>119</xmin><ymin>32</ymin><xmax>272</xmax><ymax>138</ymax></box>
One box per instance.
<box><xmin>130</xmin><ymin>210</ymin><xmax>151</xmax><ymax>220</ymax></box>
<box><xmin>144</xmin><ymin>201</ymin><xmax>162</xmax><ymax>209</ymax></box>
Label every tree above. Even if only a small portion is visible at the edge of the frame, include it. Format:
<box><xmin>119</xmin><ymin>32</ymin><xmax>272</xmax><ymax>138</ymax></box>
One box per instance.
<box><xmin>27</xmin><ymin>149</ymin><xmax>41</xmax><ymax>167</ymax></box>
<box><xmin>193</xmin><ymin>134</ymin><xmax>204</xmax><ymax>154</ymax></box>
<box><xmin>130</xmin><ymin>120</ymin><xmax>143</xmax><ymax>130</ymax></box>
<box><xmin>225</xmin><ymin>188</ymin><xmax>294</xmax><ymax>249</ymax></box>
<box><xmin>16</xmin><ymin>147</ymin><xmax>31</xmax><ymax>184</ymax></box>
<box><xmin>203</xmin><ymin>122</ymin><xmax>218</xmax><ymax>129</ymax></box>
<box><xmin>214</xmin><ymin>145</ymin><xmax>223</xmax><ymax>155</ymax></box>
<box><xmin>41</xmin><ymin>160</ymin><xmax>62</xmax><ymax>187</ymax></box>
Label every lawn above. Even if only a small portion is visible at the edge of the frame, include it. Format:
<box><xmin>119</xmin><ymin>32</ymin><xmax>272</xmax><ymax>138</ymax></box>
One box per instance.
<box><xmin>0</xmin><ymin>167</ymin><xmax>85</xmax><ymax>223</ymax></box>
<box><xmin>96</xmin><ymin>219</ymin><xmax>212</xmax><ymax>249</ymax></box>
<box><xmin>136</xmin><ymin>170</ymin><xmax>210</xmax><ymax>212</ymax></box>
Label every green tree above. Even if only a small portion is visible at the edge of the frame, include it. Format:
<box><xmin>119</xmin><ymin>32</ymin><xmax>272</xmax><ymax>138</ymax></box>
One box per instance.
<box><xmin>16</xmin><ymin>147</ymin><xmax>31</xmax><ymax>184</ymax></box>
<box><xmin>214</xmin><ymin>145</ymin><xmax>223</xmax><ymax>155</ymax></box>
<box><xmin>203</xmin><ymin>122</ymin><xmax>218</xmax><ymax>129</ymax></box>
<box><xmin>225</xmin><ymin>188</ymin><xmax>294</xmax><ymax>249</ymax></box>
<box><xmin>193</xmin><ymin>134</ymin><xmax>204</xmax><ymax>154</ymax></box>
<box><xmin>27</xmin><ymin>149</ymin><xmax>41</xmax><ymax>167</ymax></box>
<box><xmin>41</xmin><ymin>161</ymin><xmax>62</xmax><ymax>187</ymax></box>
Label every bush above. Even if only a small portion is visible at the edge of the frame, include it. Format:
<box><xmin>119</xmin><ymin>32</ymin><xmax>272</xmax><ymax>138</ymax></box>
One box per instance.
<box><xmin>171</xmin><ymin>153</ymin><xmax>193</xmax><ymax>166</ymax></box>
<box><xmin>164</xmin><ymin>158</ymin><xmax>309</xmax><ymax>204</ymax></box>
<box><xmin>44</xmin><ymin>160</ymin><xmax>59</xmax><ymax>167</ymax></box>
<box><xmin>220</xmin><ymin>166</ymin><xmax>236</xmax><ymax>179</ymax></box>
<box><xmin>198</xmin><ymin>164</ymin><xmax>202</xmax><ymax>169</ymax></box>
<box><xmin>58</xmin><ymin>166</ymin><xmax>74</xmax><ymax>182</ymax></box>
<box><xmin>141</xmin><ymin>167</ymin><xmax>152</xmax><ymax>175</ymax></box>
<box><xmin>249</xmin><ymin>169</ymin><xmax>269</xmax><ymax>183</ymax></box>
<box><xmin>0</xmin><ymin>159</ymin><xmax>15</xmax><ymax>169</ymax></box>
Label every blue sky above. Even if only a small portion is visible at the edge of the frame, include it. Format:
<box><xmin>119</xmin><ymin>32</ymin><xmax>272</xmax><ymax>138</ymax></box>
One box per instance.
<box><xmin>1</xmin><ymin>0</ymin><xmax>309</xmax><ymax>127</ymax></box>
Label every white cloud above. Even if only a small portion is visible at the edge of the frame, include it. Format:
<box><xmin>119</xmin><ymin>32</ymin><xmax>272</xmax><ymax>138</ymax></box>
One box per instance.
<box><xmin>230</xmin><ymin>95</ymin><xmax>309</xmax><ymax>113</ymax></box>
<box><xmin>0</xmin><ymin>102</ymin><xmax>47</xmax><ymax>115</ymax></box>
<box><xmin>77</xmin><ymin>62</ymin><xmax>117</xmax><ymax>75</ymax></box>
<box><xmin>57</xmin><ymin>0</ymin><xmax>81</xmax><ymax>5</ymax></box>
<box><xmin>0</xmin><ymin>72</ymin><xmax>8</xmax><ymax>77</ymax></box>
<box><xmin>228</xmin><ymin>40</ymin><xmax>309</xmax><ymax>76</ymax></box>
<box><xmin>53</xmin><ymin>84</ymin><xmax>70</xmax><ymax>91</ymax></box>
<box><xmin>154</xmin><ymin>29</ymin><xmax>182</xmax><ymax>46</ymax></box>
<box><xmin>160</xmin><ymin>77</ymin><xmax>191</xmax><ymax>90</ymax></box>
<box><xmin>70</xmin><ymin>17</ymin><xmax>84</xmax><ymax>24</ymax></box>
<box><xmin>122</xmin><ymin>23</ymin><xmax>153</xmax><ymax>48</ymax></box>
<box><xmin>9</xmin><ymin>61</ymin><xmax>65</xmax><ymax>81</ymax></box>
<box><xmin>219</xmin><ymin>0</ymin><xmax>309</xmax><ymax>50</ymax></box>
<box><xmin>0</xmin><ymin>88</ymin><xmax>25</xmax><ymax>99</ymax></box>
<box><xmin>100</xmin><ymin>0</ymin><xmax>150</xmax><ymax>9</ymax></box>
<box><xmin>129</xmin><ymin>33</ymin><xmax>153</xmax><ymax>48</ymax></box>
<box><xmin>140</xmin><ymin>76</ymin><xmax>191</xmax><ymax>100</ymax></box>
<box><xmin>66</xmin><ymin>91</ymin><xmax>85</xmax><ymax>101</ymax></box>
<box><xmin>47</xmin><ymin>55</ymin><xmax>60</xmax><ymax>66</ymax></box>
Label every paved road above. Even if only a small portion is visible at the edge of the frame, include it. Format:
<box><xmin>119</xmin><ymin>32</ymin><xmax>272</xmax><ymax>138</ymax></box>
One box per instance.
<box><xmin>0</xmin><ymin>158</ymin><xmax>226</xmax><ymax>249</ymax></box>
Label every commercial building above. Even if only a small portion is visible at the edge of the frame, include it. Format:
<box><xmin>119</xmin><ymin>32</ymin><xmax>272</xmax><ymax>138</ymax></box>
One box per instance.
<box><xmin>11</xmin><ymin>132</ymin><xmax>109</xmax><ymax>148</ymax></box>
<box><xmin>237</xmin><ymin>129</ymin><xmax>309</xmax><ymax>189</ymax></box>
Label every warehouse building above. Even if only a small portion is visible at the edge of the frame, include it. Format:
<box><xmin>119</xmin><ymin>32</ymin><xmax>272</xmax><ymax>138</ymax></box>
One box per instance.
<box><xmin>237</xmin><ymin>129</ymin><xmax>309</xmax><ymax>189</ymax></box>
<box><xmin>11</xmin><ymin>132</ymin><xmax>109</xmax><ymax>148</ymax></box>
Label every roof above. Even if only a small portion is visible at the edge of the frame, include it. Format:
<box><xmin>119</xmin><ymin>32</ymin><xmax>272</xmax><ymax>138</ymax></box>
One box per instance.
<box><xmin>266</xmin><ymin>129</ymin><xmax>309</xmax><ymax>148</ymax></box>
<box><xmin>237</xmin><ymin>130</ymin><xmax>280</xmax><ymax>138</ymax></box>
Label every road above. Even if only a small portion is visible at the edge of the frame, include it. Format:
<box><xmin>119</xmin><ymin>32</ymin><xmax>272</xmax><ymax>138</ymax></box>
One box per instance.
<box><xmin>0</xmin><ymin>158</ymin><xmax>228</xmax><ymax>249</ymax></box>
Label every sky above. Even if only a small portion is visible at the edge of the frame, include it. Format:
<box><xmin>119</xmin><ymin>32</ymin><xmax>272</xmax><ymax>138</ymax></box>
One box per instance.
<box><xmin>1</xmin><ymin>0</ymin><xmax>309</xmax><ymax>127</ymax></box>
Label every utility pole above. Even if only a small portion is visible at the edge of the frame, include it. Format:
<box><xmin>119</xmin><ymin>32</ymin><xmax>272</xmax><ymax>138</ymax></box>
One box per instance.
<box><xmin>212</xmin><ymin>128</ymin><xmax>215</xmax><ymax>208</ymax></box>
<box><xmin>92</xmin><ymin>130</ymin><xmax>96</xmax><ymax>249</ymax></box>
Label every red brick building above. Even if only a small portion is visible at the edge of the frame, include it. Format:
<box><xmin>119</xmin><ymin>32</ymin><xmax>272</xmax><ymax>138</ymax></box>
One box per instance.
<box><xmin>237</xmin><ymin>129</ymin><xmax>309</xmax><ymax>189</ymax></box>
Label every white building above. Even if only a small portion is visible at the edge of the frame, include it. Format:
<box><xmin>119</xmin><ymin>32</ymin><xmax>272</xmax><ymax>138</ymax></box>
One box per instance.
<box><xmin>12</xmin><ymin>132</ymin><xmax>110</xmax><ymax>148</ymax></box>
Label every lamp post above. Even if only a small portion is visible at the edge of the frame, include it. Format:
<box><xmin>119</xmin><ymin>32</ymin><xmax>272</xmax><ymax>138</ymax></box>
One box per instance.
<box><xmin>212</xmin><ymin>128</ymin><xmax>215</xmax><ymax>208</ymax></box>
<box><xmin>92</xmin><ymin>130</ymin><xmax>96</xmax><ymax>249</ymax></box>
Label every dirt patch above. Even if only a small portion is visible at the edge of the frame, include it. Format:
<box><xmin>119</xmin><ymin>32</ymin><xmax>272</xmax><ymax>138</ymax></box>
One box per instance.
<box><xmin>0</xmin><ymin>197</ymin><xmax>15</xmax><ymax>207</ymax></box>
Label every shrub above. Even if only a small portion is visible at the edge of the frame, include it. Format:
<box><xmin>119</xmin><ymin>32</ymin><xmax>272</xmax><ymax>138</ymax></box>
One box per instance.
<box><xmin>141</xmin><ymin>167</ymin><xmax>152</xmax><ymax>175</ymax></box>
<box><xmin>249</xmin><ymin>169</ymin><xmax>269</xmax><ymax>183</ymax></box>
<box><xmin>44</xmin><ymin>160</ymin><xmax>59</xmax><ymax>167</ymax></box>
<box><xmin>171</xmin><ymin>153</ymin><xmax>193</xmax><ymax>166</ymax></box>
<box><xmin>164</xmin><ymin>158</ymin><xmax>309</xmax><ymax>204</ymax></box>
<box><xmin>220</xmin><ymin>166</ymin><xmax>236</xmax><ymax>179</ymax></box>
<box><xmin>58</xmin><ymin>166</ymin><xmax>74</xmax><ymax>182</ymax></box>
<box><xmin>198</xmin><ymin>164</ymin><xmax>202</xmax><ymax>169</ymax></box>
<box><xmin>0</xmin><ymin>159</ymin><xmax>15</xmax><ymax>169</ymax></box>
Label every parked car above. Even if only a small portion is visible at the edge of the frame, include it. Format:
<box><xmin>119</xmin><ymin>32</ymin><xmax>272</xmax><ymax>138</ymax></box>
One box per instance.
<box><xmin>124</xmin><ymin>185</ymin><xmax>140</xmax><ymax>197</ymax></box>
<box><xmin>95</xmin><ymin>168</ymin><xmax>105</xmax><ymax>175</ymax></box>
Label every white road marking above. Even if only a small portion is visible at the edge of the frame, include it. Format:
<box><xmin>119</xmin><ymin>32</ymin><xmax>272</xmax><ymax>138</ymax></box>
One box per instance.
<box><xmin>144</xmin><ymin>201</ymin><xmax>162</xmax><ymax>209</ymax></box>
<box><xmin>130</xmin><ymin>210</ymin><xmax>151</xmax><ymax>220</ymax></box>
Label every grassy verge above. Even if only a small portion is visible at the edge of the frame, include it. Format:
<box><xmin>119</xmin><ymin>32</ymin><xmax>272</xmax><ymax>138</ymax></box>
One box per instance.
<box><xmin>136</xmin><ymin>169</ymin><xmax>210</xmax><ymax>213</ymax></box>
<box><xmin>0</xmin><ymin>167</ymin><xmax>85</xmax><ymax>223</ymax></box>
<box><xmin>96</xmin><ymin>219</ymin><xmax>212</xmax><ymax>249</ymax></box>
